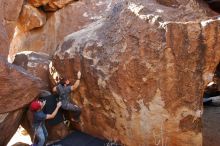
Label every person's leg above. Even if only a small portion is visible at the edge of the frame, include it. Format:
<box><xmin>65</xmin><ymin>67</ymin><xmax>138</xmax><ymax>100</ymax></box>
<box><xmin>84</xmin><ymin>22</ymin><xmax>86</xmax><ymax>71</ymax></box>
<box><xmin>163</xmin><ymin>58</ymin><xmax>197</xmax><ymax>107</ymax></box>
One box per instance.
<box><xmin>42</xmin><ymin>124</ymin><xmax>48</xmax><ymax>145</ymax></box>
<box><xmin>36</xmin><ymin>126</ymin><xmax>45</xmax><ymax>146</ymax></box>
<box><xmin>73</xmin><ymin>106</ymin><xmax>81</xmax><ymax>121</ymax></box>
<box><xmin>62</xmin><ymin>101</ymin><xmax>81</xmax><ymax>121</ymax></box>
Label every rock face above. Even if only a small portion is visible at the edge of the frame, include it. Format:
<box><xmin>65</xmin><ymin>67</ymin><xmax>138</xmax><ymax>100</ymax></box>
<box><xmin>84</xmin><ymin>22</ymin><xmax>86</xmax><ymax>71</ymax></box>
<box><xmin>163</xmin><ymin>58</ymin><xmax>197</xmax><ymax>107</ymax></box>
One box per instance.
<box><xmin>12</xmin><ymin>51</ymin><xmax>51</xmax><ymax>89</ymax></box>
<box><xmin>0</xmin><ymin>56</ymin><xmax>46</xmax><ymax>113</ymax></box>
<box><xmin>0</xmin><ymin>23</ymin><xmax>9</xmax><ymax>58</ymax></box>
<box><xmin>17</xmin><ymin>4</ymin><xmax>46</xmax><ymax>32</ymax></box>
<box><xmin>20</xmin><ymin>109</ymin><xmax>34</xmax><ymax>141</ymax></box>
<box><xmin>9</xmin><ymin>0</ymin><xmax>114</xmax><ymax>57</ymax></box>
<box><xmin>28</xmin><ymin>0</ymin><xmax>50</xmax><ymax>7</ymax></box>
<box><xmin>0</xmin><ymin>0</ymin><xmax>24</xmax><ymax>57</ymax></box>
<box><xmin>52</xmin><ymin>1</ymin><xmax>220</xmax><ymax>146</ymax></box>
<box><xmin>0</xmin><ymin>1</ymin><xmax>48</xmax><ymax>144</ymax></box>
<box><xmin>28</xmin><ymin>0</ymin><xmax>74</xmax><ymax>9</ymax></box>
<box><xmin>47</xmin><ymin>122</ymin><xmax>70</xmax><ymax>141</ymax></box>
<box><xmin>0</xmin><ymin>109</ymin><xmax>24</xmax><ymax>146</ymax></box>
<box><xmin>45</xmin><ymin>0</ymin><xmax>76</xmax><ymax>11</ymax></box>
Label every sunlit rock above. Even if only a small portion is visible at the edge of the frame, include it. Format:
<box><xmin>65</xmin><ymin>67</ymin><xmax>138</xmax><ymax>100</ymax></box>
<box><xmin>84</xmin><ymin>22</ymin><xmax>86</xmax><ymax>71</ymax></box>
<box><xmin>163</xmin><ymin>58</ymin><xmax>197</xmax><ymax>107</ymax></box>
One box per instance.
<box><xmin>51</xmin><ymin>1</ymin><xmax>220</xmax><ymax>145</ymax></box>
<box><xmin>17</xmin><ymin>4</ymin><xmax>46</xmax><ymax>32</ymax></box>
<box><xmin>9</xmin><ymin>0</ymin><xmax>114</xmax><ymax>57</ymax></box>
<box><xmin>0</xmin><ymin>0</ymin><xmax>24</xmax><ymax>57</ymax></box>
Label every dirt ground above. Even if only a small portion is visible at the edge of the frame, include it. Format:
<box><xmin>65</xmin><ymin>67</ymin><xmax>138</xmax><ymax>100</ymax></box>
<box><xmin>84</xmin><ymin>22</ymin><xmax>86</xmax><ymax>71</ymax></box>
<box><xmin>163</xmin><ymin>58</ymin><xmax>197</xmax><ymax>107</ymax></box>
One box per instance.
<box><xmin>203</xmin><ymin>105</ymin><xmax>220</xmax><ymax>146</ymax></box>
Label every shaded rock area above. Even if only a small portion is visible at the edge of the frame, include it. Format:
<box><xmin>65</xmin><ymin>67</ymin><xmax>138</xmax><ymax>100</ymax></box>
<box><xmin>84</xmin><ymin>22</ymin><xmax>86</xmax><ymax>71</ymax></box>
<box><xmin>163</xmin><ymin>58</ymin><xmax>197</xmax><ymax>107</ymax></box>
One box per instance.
<box><xmin>215</xmin><ymin>63</ymin><xmax>220</xmax><ymax>91</ymax></box>
<box><xmin>47</xmin><ymin>122</ymin><xmax>70</xmax><ymax>141</ymax></box>
<box><xmin>52</xmin><ymin>1</ymin><xmax>220</xmax><ymax>146</ymax></box>
<box><xmin>202</xmin><ymin>63</ymin><xmax>220</xmax><ymax>146</ymax></box>
<box><xmin>9</xmin><ymin>0</ymin><xmax>114</xmax><ymax>57</ymax></box>
<box><xmin>20</xmin><ymin>108</ymin><xmax>35</xmax><ymax>141</ymax></box>
<box><xmin>12</xmin><ymin>51</ymin><xmax>51</xmax><ymax>89</ymax></box>
<box><xmin>205</xmin><ymin>0</ymin><xmax>220</xmax><ymax>13</ymax></box>
<box><xmin>203</xmin><ymin>106</ymin><xmax>220</xmax><ymax>146</ymax></box>
<box><xmin>0</xmin><ymin>56</ymin><xmax>46</xmax><ymax>113</ymax></box>
<box><xmin>0</xmin><ymin>109</ymin><xmax>24</xmax><ymax>146</ymax></box>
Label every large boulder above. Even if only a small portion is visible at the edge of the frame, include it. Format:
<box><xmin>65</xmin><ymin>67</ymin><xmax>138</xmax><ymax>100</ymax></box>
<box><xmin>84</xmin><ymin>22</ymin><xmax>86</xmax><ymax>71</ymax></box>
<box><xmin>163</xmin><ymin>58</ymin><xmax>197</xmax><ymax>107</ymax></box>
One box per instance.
<box><xmin>0</xmin><ymin>110</ymin><xmax>24</xmax><ymax>146</ymax></box>
<box><xmin>51</xmin><ymin>1</ymin><xmax>220</xmax><ymax>146</ymax></box>
<box><xmin>17</xmin><ymin>4</ymin><xmax>46</xmax><ymax>32</ymax></box>
<box><xmin>0</xmin><ymin>56</ymin><xmax>46</xmax><ymax>113</ymax></box>
<box><xmin>12</xmin><ymin>51</ymin><xmax>51</xmax><ymax>89</ymax></box>
<box><xmin>0</xmin><ymin>0</ymin><xmax>24</xmax><ymax>57</ymax></box>
<box><xmin>9</xmin><ymin>0</ymin><xmax>114</xmax><ymax>57</ymax></box>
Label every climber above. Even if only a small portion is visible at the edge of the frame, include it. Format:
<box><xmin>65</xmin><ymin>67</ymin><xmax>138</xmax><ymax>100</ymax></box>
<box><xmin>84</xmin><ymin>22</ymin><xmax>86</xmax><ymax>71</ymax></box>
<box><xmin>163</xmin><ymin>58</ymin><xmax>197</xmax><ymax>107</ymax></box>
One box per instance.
<box><xmin>203</xmin><ymin>80</ymin><xmax>220</xmax><ymax>106</ymax></box>
<box><xmin>53</xmin><ymin>71</ymin><xmax>82</xmax><ymax>122</ymax></box>
<box><xmin>30</xmin><ymin>100</ymin><xmax>62</xmax><ymax>146</ymax></box>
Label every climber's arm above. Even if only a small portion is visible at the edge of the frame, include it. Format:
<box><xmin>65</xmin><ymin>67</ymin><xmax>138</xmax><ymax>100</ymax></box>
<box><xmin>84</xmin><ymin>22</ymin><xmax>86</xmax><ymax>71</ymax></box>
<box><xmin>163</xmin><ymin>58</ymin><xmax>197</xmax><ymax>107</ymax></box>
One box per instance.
<box><xmin>46</xmin><ymin>102</ymin><xmax>61</xmax><ymax>119</ymax></box>
<box><xmin>71</xmin><ymin>71</ymin><xmax>81</xmax><ymax>91</ymax></box>
<box><xmin>71</xmin><ymin>79</ymin><xmax>80</xmax><ymax>91</ymax></box>
<box><xmin>52</xmin><ymin>86</ymin><xmax>57</xmax><ymax>92</ymax></box>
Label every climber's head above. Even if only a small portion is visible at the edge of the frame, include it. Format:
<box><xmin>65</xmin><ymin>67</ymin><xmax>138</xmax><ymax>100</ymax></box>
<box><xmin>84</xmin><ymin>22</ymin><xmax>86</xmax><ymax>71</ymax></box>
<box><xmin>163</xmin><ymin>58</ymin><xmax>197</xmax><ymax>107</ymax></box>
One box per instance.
<box><xmin>30</xmin><ymin>100</ymin><xmax>45</xmax><ymax>111</ymax></box>
<box><xmin>59</xmin><ymin>77</ymin><xmax>70</xmax><ymax>86</ymax></box>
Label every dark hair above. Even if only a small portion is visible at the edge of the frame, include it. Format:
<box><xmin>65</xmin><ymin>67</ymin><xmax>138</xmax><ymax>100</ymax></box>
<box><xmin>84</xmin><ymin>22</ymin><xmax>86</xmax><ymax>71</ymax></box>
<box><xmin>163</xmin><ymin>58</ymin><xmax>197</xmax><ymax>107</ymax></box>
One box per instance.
<box><xmin>59</xmin><ymin>77</ymin><xmax>67</xmax><ymax>86</ymax></box>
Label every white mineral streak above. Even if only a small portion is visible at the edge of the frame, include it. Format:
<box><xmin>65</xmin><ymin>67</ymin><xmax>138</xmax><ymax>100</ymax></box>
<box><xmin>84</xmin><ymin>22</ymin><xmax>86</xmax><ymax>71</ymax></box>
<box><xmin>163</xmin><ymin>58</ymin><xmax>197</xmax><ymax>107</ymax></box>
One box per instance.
<box><xmin>0</xmin><ymin>113</ymin><xmax>8</xmax><ymax>123</ymax></box>
<box><xmin>55</xmin><ymin>19</ymin><xmax>105</xmax><ymax>59</ymax></box>
<box><xmin>127</xmin><ymin>2</ymin><xmax>166</xmax><ymax>28</ymax></box>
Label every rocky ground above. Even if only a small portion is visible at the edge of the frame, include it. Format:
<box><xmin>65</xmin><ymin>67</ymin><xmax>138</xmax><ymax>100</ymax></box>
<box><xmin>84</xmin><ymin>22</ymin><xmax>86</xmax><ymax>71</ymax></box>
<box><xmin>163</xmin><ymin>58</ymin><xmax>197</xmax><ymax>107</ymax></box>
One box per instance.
<box><xmin>203</xmin><ymin>105</ymin><xmax>220</xmax><ymax>146</ymax></box>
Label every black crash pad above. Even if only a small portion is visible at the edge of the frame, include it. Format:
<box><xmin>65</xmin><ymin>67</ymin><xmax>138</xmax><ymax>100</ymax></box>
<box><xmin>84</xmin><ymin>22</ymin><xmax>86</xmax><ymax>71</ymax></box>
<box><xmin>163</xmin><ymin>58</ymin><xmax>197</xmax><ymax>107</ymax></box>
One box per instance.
<box><xmin>49</xmin><ymin>131</ymin><xmax>113</xmax><ymax>146</ymax></box>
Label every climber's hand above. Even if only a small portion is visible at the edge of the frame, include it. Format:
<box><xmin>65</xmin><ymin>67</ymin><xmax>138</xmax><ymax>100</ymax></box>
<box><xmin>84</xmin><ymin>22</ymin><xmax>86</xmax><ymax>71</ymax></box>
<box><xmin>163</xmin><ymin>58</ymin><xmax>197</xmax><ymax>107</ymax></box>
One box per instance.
<box><xmin>57</xmin><ymin>101</ymin><xmax>62</xmax><ymax>108</ymax></box>
<box><xmin>77</xmin><ymin>71</ymin><xmax>81</xmax><ymax>79</ymax></box>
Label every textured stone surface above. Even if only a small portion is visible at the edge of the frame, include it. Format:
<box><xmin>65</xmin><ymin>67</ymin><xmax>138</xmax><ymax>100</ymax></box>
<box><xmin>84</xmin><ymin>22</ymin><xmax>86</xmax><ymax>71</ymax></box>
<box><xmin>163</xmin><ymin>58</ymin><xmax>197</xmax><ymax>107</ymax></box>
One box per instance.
<box><xmin>20</xmin><ymin>109</ymin><xmax>34</xmax><ymax>140</ymax></box>
<box><xmin>45</xmin><ymin>0</ymin><xmax>75</xmax><ymax>11</ymax></box>
<box><xmin>0</xmin><ymin>23</ymin><xmax>9</xmax><ymax>58</ymax></box>
<box><xmin>18</xmin><ymin>4</ymin><xmax>46</xmax><ymax>32</ymax></box>
<box><xmin>28</xmin><ymin>0</ymin><xmax>50</xmax><ymax>7</ymax></box>
<box><xmin>0</xmin><ymin>56</ymin><xmax>46</xmax><ymax>113</ymax></box>
<box><xmin>12</xmin><ymin>142</ymin><xmax>29</xmax><ymax>146</ymax></box>
<box><xmin>51</xmin><ymin>1</ymin><xmax>220</xmax><ymax>146</ymax></box>
<box><xmin>9</xmin><ymin>0</ymin><xmax>114</xmax><ymax>57</ymax></box>
<box><xmin>203</xmin><ymin>106</ymin><xmax>220</xmax><ymax>146</ymax></box>
<box><xmin>0</xmin><ymin>0</ymin><xmax>24</xmax><ymax>57</ymax></box>
<box><xmin>12</xmin><ymin>51</ymin><xmax>51</xmax><ymax>89</ymax></box>
<box><xmin>47</xmin><ymin>122</ymin><xmax>70</xmax><ymax>141</ymax></box>
<box><xmin>0</xmin><ymin>109</ymin><xmax>24</xmax><ymax>146</ymax></box>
